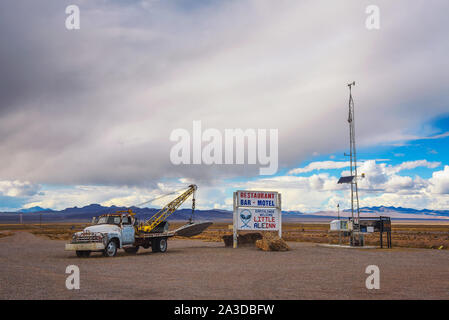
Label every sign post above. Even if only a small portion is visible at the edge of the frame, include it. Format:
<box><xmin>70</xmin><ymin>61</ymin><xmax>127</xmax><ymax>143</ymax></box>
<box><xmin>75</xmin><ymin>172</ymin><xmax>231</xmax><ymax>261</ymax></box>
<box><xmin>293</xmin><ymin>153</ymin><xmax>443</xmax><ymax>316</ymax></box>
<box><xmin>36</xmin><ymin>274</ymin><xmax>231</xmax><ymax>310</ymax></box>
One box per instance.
<box><xmin>233</xmin><ymin>192</ymin><xmax>238</xmax><ymax>248</ymax></box>
<box><xmin>233</xmin><ymin>190</ymin><xmax>282</xmax><ymax>248</ymax></box>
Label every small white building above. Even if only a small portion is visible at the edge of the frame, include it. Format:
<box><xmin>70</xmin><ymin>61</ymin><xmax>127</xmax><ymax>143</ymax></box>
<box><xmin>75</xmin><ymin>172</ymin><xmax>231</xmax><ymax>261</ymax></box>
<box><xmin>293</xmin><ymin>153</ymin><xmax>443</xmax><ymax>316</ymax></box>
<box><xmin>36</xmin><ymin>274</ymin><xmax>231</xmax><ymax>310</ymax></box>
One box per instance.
<box><xmin>330</xmin><ymin>219</ymin><xmax>349</xmax><ymax>231</ymax></box>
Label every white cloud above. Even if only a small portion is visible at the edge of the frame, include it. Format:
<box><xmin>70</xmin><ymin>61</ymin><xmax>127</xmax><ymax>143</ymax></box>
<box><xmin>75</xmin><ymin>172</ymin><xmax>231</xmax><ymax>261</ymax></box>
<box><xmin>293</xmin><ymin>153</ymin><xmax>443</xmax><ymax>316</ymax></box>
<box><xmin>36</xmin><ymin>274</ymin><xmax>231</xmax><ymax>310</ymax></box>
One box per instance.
<box><xmin>0</xmin><ymin>180</ymin><xmax>41</xmax><ymax>197</ymax></box>
<box><xmin>289</xmin><ymin>161</ymin><xmax>349</xmax><ymax>174</ymax></box>
<box><xmin>360</xmin><ymin>192</ymin><xmax>449</xmax><ymax>211</ymax></box>
<box><xmin>391</xmin><ymin>160</ymin><xmax>440</xmax><ymax>172</ymax></box>
<box><xmin>20</xmin><ymin>159</ymin><xmax>449</xmax><ymax>212</ymax></box>
<box><xmin>24</xmin><ymin>184</ymin><xmax>186</xmax><ymax>210</ymax></box>
<box><xmin>356</xmin><ymin>160</ymin><xmax>439</xmax><ymax>194</ymax></box>
<box><xmin>233</xmin><ymin>159</ymin><xmax>449</xmax><ymax>211</ymax></box>
<box><xmin>17</xmin><ymin>161</ymin><xmax>449</xmax><ymax>213</ymax></box>
<box><xmin>384</xmin><ymin>175</ymin><xmax>414</xmax><ymax>192</ymax></box>
<box><xmin>290</xmin><ymin>159</ymin><xmax>440</xmax><ymax>176</ymax></box>
<box><xmin>428</xmin><ymin>165</ymin><xmax>449</xmax><ymax>194</ymax></box>
<box><xmin>398</xmin><ymin>131</ymin><xmax>449</xmax><ymax>142</ymax></box>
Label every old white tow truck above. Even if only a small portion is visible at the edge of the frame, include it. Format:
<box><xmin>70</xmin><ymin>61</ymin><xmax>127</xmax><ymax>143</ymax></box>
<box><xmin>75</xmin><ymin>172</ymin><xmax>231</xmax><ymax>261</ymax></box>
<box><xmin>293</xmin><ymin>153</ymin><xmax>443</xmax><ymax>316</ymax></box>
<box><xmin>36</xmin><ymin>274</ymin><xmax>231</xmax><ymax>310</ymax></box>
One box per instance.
<box><xmin>65</xmin><ymin>185</ymin><xmax>212</xmax><ymax>257</ymax></box>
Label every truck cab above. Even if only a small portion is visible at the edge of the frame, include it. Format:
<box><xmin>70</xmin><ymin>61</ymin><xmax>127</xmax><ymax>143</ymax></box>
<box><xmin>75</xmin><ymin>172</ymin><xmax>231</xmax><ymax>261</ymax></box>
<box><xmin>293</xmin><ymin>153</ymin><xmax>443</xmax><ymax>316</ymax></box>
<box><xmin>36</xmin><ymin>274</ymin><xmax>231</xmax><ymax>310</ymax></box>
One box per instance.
<box><xmin>92</xmin><ymin>213</ymin><xmax>136</xmax><ymax>245</ymax></box>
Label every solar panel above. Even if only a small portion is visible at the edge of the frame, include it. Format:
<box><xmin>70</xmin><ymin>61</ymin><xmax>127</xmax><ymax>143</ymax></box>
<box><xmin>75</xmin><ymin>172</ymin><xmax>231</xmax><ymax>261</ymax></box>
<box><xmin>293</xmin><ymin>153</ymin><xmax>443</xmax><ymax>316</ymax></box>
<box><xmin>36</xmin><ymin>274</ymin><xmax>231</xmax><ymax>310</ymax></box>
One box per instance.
<box><xmin>338</xmin><ymin>176</ymin><xmax>355</xmax><ymax>184</ymax></box>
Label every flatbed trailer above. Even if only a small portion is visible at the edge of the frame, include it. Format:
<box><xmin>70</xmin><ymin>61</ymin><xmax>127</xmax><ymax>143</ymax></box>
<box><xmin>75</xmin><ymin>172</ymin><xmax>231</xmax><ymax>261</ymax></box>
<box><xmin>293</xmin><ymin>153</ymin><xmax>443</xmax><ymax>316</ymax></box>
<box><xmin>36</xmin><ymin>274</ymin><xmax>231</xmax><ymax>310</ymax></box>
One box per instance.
<box><xmin>133</xmin><ymin>230</ymin><xmax>176</xmax><ymax>250</ymax></box>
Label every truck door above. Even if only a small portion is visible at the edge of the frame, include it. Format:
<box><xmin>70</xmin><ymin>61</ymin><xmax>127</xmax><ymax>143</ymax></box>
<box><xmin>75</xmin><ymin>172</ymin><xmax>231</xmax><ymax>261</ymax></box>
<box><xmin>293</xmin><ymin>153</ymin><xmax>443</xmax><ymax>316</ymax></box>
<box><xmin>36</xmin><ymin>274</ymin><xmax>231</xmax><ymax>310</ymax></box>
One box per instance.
<box><xmin>121</xmin><ymin>216</ymin><xmax>135</xmax><ymax>244</ymax></box>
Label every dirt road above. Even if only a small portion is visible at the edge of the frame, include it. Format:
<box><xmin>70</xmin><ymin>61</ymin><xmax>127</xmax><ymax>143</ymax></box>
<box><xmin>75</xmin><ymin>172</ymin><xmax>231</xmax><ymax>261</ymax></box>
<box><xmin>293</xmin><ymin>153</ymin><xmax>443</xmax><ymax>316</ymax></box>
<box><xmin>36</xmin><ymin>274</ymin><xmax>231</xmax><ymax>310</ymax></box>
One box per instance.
<box><xmin>0</xmin><ymin>231</ymin><xmax>448</xmax><ymax>299</ymax></box>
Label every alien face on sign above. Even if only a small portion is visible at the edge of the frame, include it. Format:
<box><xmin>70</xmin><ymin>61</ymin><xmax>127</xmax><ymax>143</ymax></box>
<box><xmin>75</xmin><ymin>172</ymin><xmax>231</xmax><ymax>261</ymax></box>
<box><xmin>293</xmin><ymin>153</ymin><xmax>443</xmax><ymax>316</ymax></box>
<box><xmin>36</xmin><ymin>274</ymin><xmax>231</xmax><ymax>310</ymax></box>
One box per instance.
<box><xmin>240</xmin><ymin>210</ymin><xmax>252</xmax><ymax>228</ymax></box>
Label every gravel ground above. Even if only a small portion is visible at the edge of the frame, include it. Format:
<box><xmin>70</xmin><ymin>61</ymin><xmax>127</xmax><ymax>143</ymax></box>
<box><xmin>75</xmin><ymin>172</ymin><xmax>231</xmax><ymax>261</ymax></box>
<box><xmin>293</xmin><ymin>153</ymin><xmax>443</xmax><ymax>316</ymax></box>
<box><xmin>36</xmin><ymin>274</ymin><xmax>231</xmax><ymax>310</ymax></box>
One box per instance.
<box><xmin>0</xmin><ymin>231</ymin><xmax>448</xmax><ymax>299</ymax></box>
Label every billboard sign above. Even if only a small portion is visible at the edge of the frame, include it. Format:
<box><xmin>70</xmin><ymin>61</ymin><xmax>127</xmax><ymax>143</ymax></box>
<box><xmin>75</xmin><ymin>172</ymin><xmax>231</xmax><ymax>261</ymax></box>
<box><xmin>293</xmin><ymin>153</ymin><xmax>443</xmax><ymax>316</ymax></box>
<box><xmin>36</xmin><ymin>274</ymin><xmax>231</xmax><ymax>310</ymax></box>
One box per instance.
<box><xmin>233</xmin><ymin>190</ymin><xmax>282</xmax><ymax>248</ymax></box>
<box><xmin>237</xmin><ymin>207</ymin><xmax>279</xmax><ymax>231</ymax></box>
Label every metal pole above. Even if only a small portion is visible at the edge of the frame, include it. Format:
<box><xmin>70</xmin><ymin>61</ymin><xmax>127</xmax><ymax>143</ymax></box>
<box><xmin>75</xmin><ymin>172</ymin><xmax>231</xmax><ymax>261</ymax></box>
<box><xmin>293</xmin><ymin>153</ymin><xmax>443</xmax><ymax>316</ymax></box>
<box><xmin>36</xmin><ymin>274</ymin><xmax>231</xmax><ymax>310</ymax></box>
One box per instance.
<box><xmin>233</xmin><ymin>192</ymin><xmax>237</xmax><ymax>248</ymax></box>
<box><xmin>278</xmin><ymin>193</ymin><xmax>282</xmax><ymax>238</ymax></box>
<box><xmin>387</xmin><ymin>228</ymin><xmax>393</xmax><ymax>249</ymax></box>
<box><xmin>348</xmin><ymin>83</ymin><xmax>355</xmax><ymax>245</ymax></box>
<box><xmin>338</xmin><ymin>203</ymin><xmax>341</xmax><ymax>245</ymax></box>
<box><xmin>380</xmin><ymin>229</ymin><xmax>383</xmax><ymax>248</ymax></box>
<box><xmin>347</xmin><ymin>81</ymin><xmax>361</xmax><ymax>246</ymax></box>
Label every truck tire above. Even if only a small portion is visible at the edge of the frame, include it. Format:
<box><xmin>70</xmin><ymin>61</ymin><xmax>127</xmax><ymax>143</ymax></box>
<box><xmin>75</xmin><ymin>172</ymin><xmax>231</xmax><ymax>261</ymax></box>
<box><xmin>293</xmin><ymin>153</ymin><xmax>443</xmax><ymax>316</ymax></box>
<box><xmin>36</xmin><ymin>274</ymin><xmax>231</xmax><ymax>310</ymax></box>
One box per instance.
<box><xmin>124</xmin><ymin>246</ymin><xmax>139</xmax><ymax>254</ymax></box>
<box><xmin>152</xmin><ymin>237</ymin><xmax>167</xmax><ymax>253</ymax></box>
<box><xmin>76</xmin><ymin>250</ymin><xmax>91</xmax><ymax>258</ymax></box>
<box><xmin>103</xmin><ymin>240</ymin><xmax>118</xmax><ymax>257</ymax></box>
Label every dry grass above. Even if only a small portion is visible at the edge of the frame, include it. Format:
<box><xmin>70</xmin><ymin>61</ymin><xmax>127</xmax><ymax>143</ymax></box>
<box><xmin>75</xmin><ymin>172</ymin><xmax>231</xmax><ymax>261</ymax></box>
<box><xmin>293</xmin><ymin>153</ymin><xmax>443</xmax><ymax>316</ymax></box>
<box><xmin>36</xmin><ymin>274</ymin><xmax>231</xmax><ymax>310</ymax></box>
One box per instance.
<box><xmin>0</xmin><ymin>231</ymin><xmax>14</xmax><ymax>239</ymax></box>
<box><xmin>255</xmin><ymin>232</ymin><xmax>290</xmax><ymax>251</ymax></box>
<box><xmin>174</xmin><ymin>222</ymin><xmax>449</xmax><ymax>250</ymax></box>
<box><xmin>0</xmin><ymin>223</ymin><xmax>89</xmax><ymax>240</ymax></box>
<box><xmin>1</xmin><ymin>221</ymin><xmax>448</xmax><ymax>249</ymax></box>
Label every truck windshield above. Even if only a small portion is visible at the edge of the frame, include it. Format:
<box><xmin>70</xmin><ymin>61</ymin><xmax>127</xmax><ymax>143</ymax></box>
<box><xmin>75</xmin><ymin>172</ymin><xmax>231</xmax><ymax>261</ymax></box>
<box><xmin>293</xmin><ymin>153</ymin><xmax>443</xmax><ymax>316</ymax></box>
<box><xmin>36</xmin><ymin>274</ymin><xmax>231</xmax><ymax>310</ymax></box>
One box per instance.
<box><xmin>96</xmin><ymin>216</ymin><xmax>121</xmax><ymax>225</ymax></box>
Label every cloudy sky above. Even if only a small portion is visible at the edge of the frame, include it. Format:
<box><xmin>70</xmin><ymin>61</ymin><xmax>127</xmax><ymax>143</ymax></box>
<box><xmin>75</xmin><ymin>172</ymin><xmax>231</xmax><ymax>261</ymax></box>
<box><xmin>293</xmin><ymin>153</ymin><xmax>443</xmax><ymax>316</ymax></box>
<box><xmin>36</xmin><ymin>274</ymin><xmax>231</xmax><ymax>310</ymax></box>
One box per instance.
<box><xmin>1</xmin><ymin>0</ymin><xmax>448</xmax><ymax>212</ymax></box>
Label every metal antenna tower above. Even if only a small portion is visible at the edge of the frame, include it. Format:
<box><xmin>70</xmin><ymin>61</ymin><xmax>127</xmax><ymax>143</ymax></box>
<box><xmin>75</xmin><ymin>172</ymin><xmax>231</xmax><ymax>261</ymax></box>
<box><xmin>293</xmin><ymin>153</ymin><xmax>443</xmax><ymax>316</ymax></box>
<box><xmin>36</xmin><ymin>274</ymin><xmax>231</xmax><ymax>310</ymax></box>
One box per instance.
<box><xmin>347</xmin><ymin>81</ymin><xmax>361</xmax><ymax>243</ymax></box>
<box><xmin>337</xmin><ymin>82</ymin><xmax>364</xmax><ymax>245</ymax></box>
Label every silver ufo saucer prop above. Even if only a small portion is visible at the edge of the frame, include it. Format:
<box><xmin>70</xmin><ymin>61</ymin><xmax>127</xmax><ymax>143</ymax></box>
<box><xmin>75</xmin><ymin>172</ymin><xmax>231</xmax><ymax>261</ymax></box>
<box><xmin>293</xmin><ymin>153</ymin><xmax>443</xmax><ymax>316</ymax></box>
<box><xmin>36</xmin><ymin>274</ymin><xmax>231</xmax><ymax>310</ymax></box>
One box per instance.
<box><xmin>174</xmin><ymin>221</ymin><xmax>213</xmax><ymax>237</ymax></box>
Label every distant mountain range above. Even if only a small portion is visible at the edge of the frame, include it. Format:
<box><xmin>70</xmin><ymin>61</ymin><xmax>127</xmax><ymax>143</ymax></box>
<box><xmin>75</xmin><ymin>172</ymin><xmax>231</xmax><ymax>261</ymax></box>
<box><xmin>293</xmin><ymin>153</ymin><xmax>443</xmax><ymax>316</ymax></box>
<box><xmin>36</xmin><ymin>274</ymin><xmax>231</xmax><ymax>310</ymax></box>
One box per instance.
<box><xmin>0</xmin><ymin>204</ymin><xmax>447</xmax><ymax>222</ymax></box>
<box><xmin>359</xmin><ymin>206</ymin><xmax>449</xmax><ymax>216</ymax></box>
<box><xmin>17</xmin><ymin>206</ymin><xmax>54</xmax><ymax>213</ymax></box>
<box><xmin>0</xmin><ymin>204</ymin><xmax>232</xmax><ymax>223</ymax></box>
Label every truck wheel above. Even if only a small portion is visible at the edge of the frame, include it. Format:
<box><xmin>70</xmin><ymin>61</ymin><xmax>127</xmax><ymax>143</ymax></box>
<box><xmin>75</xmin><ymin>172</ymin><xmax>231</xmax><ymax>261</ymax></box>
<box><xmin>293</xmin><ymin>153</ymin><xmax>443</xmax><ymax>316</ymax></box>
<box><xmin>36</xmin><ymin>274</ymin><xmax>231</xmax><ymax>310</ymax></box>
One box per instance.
<box><xmin>76</xmin><ymin>251</ymin><xmax>91</xmax><ymax>258</ymax></box>
<box><xmin>152</xmin><ymin>237</ymin><xmax>167</xmax><ymax>253</ymax></box>
<box><xmin>103</xmin><ymin>240</ymin><xmax>117</xmax><ymax>257</ymax></box>
<box><xmin>124</xmin><ymin>246</ymin><xmax>139</xmax><ymax>254</ymax></box>
<box><xmin>159</xmin><ymin>238</ymin><xmax>167</xmax><ymax>253</ymax></box>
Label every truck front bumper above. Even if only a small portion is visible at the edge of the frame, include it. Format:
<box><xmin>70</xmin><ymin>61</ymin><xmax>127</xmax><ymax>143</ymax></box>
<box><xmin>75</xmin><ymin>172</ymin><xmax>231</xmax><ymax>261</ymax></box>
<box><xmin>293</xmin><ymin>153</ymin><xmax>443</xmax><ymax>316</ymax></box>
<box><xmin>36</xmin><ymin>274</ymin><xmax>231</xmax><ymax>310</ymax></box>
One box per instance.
<box><xmin>65</xmin><ymin>243</ymin><xmax>105</xmax><ymax>251</ymax></box>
